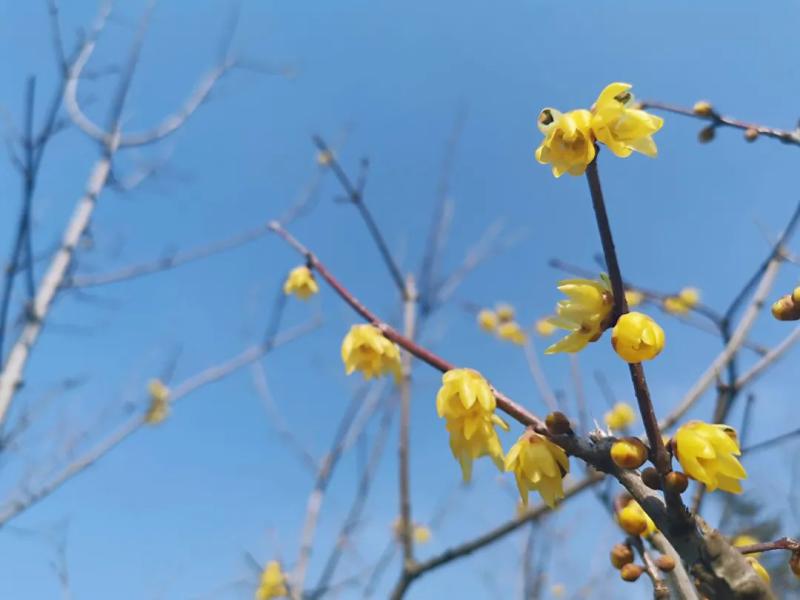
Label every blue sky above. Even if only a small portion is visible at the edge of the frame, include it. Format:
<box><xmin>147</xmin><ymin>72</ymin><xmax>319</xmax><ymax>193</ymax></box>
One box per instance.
<box><xmin>0</xmin><ymin>1</ymin><xmax>799</xmax><ymax>598</ymax></box>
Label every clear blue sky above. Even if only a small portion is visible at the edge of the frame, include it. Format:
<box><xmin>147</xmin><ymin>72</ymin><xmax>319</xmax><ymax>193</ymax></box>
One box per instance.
<box><xmin>0</xmin><ymin>1</ymin><xmax>799</xmax><ymax>598</ymax></box>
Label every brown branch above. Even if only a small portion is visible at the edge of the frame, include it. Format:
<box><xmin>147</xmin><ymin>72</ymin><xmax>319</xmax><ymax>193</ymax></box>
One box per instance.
<box><xmin>398</xmin><ymin>275</ymin><xmax>418</xmax><ymax>567</ymax></box>
<box><xmin>736</xmin><ymin>537</ymin><xmax>800</xmax><ymax>555</ymax></box>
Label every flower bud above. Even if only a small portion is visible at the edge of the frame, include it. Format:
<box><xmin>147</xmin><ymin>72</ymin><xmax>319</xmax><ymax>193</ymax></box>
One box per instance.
<box><xmin>617</xmin><ymin>502</ymin><xmax>652</xmax><ymax>536</ymax></box>
<box><xmin>744</xmin><ymin>128</ymin><xmax>759</xmax><ymax>142</ymax></box>
<box><xmin>771</xmin><ymin>293</ymin><xmax>800</xmax><ymax>321</ymax></box>
<box><xmin>641</xmin><ymin>467</ymin><xmax>662</xmax><ymax>490</ymax></box>
<box><xmin>546</xmin><ymin>411</ymin><xmax>573</xmax><ymax>435</ymax></box>
<box><xmin>793</xmin><ymin>287</ymin><xmax>800</xmax><ymax>304</ymax></box>
<box><xmin>611</xmin><ymin>312</ymin><xmax>665</xmax><ymax>363</ymax></box>
<box><xmin>620</xmin><ymin>563</ymin><xmax>644</xmax><ymax>582</ymax></box>
<box><xmin>477</xmin><ymin>309</ymin><xmax>498</xmax><ymax>332</ymax></box>
<box><xmin>611</xmin><ymin>438</ymin><xmax>649</xmax><ymax>469</ymax></box>
<box><xmin>495</xmin><ymin>304</ymin><xmax>515</xmax><ymax>323</ymax></box>
<box><xmin>655</xmin><ymin>555</ymin><xmax>676</xmax><ymax>572</ymax></box>
<box><xmin>664</xmin><ymin>471</ymin><xmax>689</xmax><ymax>494</ymax></box>
<box><xmin>698</xmin><ymin>125</ymin><xmax>716</xmax><ymax>144</ymax></box>
<box><xmin>692</xmin><ymin>101</ymin><xmax>714</xmax><ymax>117</ymax></box>
<box><xmin>610</xmin><ymin>544</ymin><xmax>634</xmax><ymax>569</ymax></box>
<box><xmin>789</xmin><ymin>551</ymin><xmax>800</xmax><ymax>578</ymax></box>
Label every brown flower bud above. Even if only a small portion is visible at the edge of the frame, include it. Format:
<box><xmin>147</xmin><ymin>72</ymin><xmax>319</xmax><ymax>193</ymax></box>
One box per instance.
<box><xmin>772</xmin><ymin>294</ymin><xmax>800</xmax><ymax>321</ymax></box>
<box><xmin>792</xmin><ymin>286</ymin><xmax>800</xmax><ymax>305</ymax></box>
<box><xmin>789</xmin><ymin>551</ymin><xmax>800</xmax><ymax>578</ymax></box>
<box><xmin>546</xmin><ymin>411</ymin><xmax>573</xmax><ymax>435</ymax></box>
<box><xmin>655</xmin><ymin>555</ymin><xmax>676</xmax><ymax>572</ymax></box>
<box><xmin>620</xmin><ymin>563</ymin><xmax>644</xmax><ymax>582</ymax></box>
<box><xmin>698</xmin><ymin>125</ymin><xmax>716</xmax><ymax>144</ymax></box>
<box><xmin>610</xmin><ymin>438</ymin><xmax>649</xmax><ymax>469</ymax></box>
<box><xmin>641</xmin><ymin>467</ymin><xmax>662</xmax><ymax>490</ymax></box>
<box><xmin>744</xmin><ymin>128</ymin><xmax>759</xmax><ymax>142</ymax></box>
<box><xmin>610</xmin><ymin>543</ymin><xmax>634</xmax><ymax>569</ymax></box>
<box><xmin>692</xmin><ymin>101</ymin><xmax>714</xmax><ymax>117</ymax></box>
<box><xmin>664</xmin><ymin>471</ymin><xmax>689</xmax><ymax>494</ymax></box>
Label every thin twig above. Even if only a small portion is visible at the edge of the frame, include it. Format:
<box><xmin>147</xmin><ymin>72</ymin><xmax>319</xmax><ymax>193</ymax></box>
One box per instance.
<box><xmin>523</xmin><ymin>339</ymin><xmax>558</xmax><ymax>413</ymax></box>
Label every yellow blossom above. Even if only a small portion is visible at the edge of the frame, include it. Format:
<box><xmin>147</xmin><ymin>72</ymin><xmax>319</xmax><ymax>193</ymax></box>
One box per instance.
<box><xmin>692</xmin><ymin>101</ymin><xmax>714</xmax><ymax>117</ymax></box>
<box><xmin>535</xmin><ymin>108</ymin><xmax>596</xmax><ymax>178</ymax></box>
<box><xmin>625</xmin><ymin>289</ymin><xmax>644</xmax><ymax>307</ymax></box>
<box><xmin>663</xmin><ymin>287</ymin><xmax>700</xmax><ymax>315</ymax></box>
<box><xmin>145</xmin><ymin>379</ymin><xmax>170</xmax><ymax>425</ymax></box>
<box><xmin>436</xmin><ymin>368</ymin><xmax>508</xmax><ymax>482</ymax></box>
<box><xmin>535</xmin><ymin>317</ymin><xmax>557</xmax><ymax>337</ymax></box>
<box><xmin>545</xmin><ymin>276</ymin><xmax>614</xmax><ymax>354</ymax></box>
<box><xmin>673</xmin><ymin>421</ymin><xmax>747</xmax><ymax>494</ymax></box>
<box><xmin>256</xmin><ymin>561</ymin><xmax>287</xmax><ymax>600</ymax></box>
<box><xmin>747</xmin><ymin>557</ymin><xmax>770</xmax><ymax>584</ymax></box>
<box><xmin>504</xmin><ymin>430</ymin><xmax>569</xmax><ymax>508</ymax></box>
<box><xmin>282</xmin><ymin>266</ymin><xmax>319</xmax><ymax>300</ymax></box>
<box><xmin>611</xmin><ymin>312</ymin><xmax>665</xmax><ymax>363</ymax></box>
<box><xmin>604</xmin><ymin>402</ymin><xmax>636</xmax><ymax>431</ymax></box>
<box><xmin>477</xmin><ymin>309</ymin><xmax>498</xmax><ymax>332</ymax></box>
<box><xmin>591</xmin><ymin>83</ymin><xmax>663</xmax><ymax>158</ymax></box>
<box><xmin>317</xmin><ymin>149</ymin><xmax>334</xmax><ymax>166</ymax></box>
<box><xmin>341</xmin><ymin>324</ymin><xmax>402</xmax><ymax>381</ymax></box>
<box><xmin>497</xmin><ymin>321</ymin><xmax>527</xmax><ymax>345</ymax></box>
<box><xmin>413</xmin><ymin>525</ymin><xmax>432</xmax><ymax>544</ymax></box>
<box><xmin>733</xmin><ymin>534</ymin><xmax>761</xmax><ymax>557</ymax></box>
<box><xmin>495</xmin><ymin>303</ymin><xmax>515</xmax><ymax>323</ymax></box>
<box><xmin>617</xmin><ymin>500</ymin><xmax>657</xmax><ymax>537</ymax></box>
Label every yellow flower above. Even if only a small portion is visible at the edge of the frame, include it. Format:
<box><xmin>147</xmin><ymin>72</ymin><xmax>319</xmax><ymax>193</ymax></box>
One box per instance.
<box><xmin>497</xmin><ymin>321</ymin><xmax>527</xmax><ymax>345</ymax></box>
<box><xmin>663</xmin><ymin>287</ymin><xmax>700</xmax><ymax>315</ymax></box>
<box><xmin>341</xmin><ymin>324</ymin><xmax>402</xmax><ymax>381</ymax></box>
<box><xmin>256</xmin><ymin>561</ymin><xmax>287</xmax><ymax>600</ymax></box>
<box><xmin>747</xmin><ymin>557</ymin><xmax>770</xmax><ymax>584</ymax></box>
<box><xmin>545</xmin><ymin>276</ymin><xmax>613</xmax><ymax>354</ymax></box>
<box><xmin>692</xmin><ymin>100</ymin><xmax>714</xmax><ymax>117</ymax></box>
<box><xmin>617</xmin><ymin>500</ymin><xmax>657</xmax><ymax>537</ymax></box>
<box><xmin>625</xmin><ymin>289</ymin><xmax>644</xmax><ymax>307</ymax></box>
<box><xmin>673</xmin><ymin>421</ymin><xmax>747</xmax><ymax>493</ymax></box>
<box><xmin>591</xmin><ymin>82</ymin><xmax>663</xmax><ymax>158</ymax></box>
<box><xmin>495</xmin><ymin>303</ymin><xmax>515</xmax><ymax>323</ymax></box>
<box><xmin>145</xmin><ymin>379</ymin><xmax>170</xmax><ymax>425</ymax></box>
<box><xmin>436</xmin><ymin>368</ymin><xmax>508</xmax><ymax>482</ymax></box>
<box><xmin>611</xmin><ymin>312</ymin><xmax>665</xmax><ymax>363</ymax></box>
<box><xmin>413</xmin><ymin>524</ymin><xmax>432</xmax><ymax>544</ymax></box>
<box><xmin>733</xmin><ymin>534</ymin><xmax>760</xmax><ymax>557</ymax></box>
<box><xmin>282</xmin><ymin>265</ymin><xmax>319</xmax><ymax>300</ymax></box>
<box><xmin>317</xmin><ymin>149</ymin><xmax>334</xmax><ymax>166</ymax></box>
<box><xmin>604</xmin><ymin>402</ymin><xmax>636</xmax><ymax>431</ymax></box>
<box><xmin>535</xmin><ymin>317</ymin><xmax>557</xmax><ymax>337</ymax></box>
<box><xmin>504</xmin><ymin>430</ymin><xmax>569</xmax><ymax>508</ymax></box>
<box><xmin>535</xmin><ymin>108</ymin><xmax>596</xmax><ymax>178</ymax></box>
<box><xmin>551</xmin><ymin>584</ymin><xmax>566</xmax><ymax>598</ymax></box>
<box><xmin>477</xmin><ymin>309</ymin><xmax>498</xmax><ymax>332</ymax></box>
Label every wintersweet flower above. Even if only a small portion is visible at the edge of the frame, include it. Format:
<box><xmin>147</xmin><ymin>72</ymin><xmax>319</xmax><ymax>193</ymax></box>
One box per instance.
<box><xmin>477</xmin><ymin>309</ymin><xmax>498</xmax><ymax>332</ymax></box>
<box><xmin>617</xmin><ymin>500</ymin><xmax>657</xmax><ymax>537</ymax></box>
<box><xmin>535</xmin><ymin>317</ymin><xmax>557</xmax><ymax>337</ymax></box>
<box><xmin>535</xmin><ymin>108</ymin><xmax>596</xmax><ymax>178</ymax></box>
<box><xmin>341</xmin><ymin>324</ymin><xmax>402</xmax><ymax>381</ymax></box>
<box><xmin>663</xmin><ymin>287</ymin><xmax>700</xmax><ymax>315</ymax></box>
<box><xmin>611</xmin><ymin>312</ymin><xmax>665</xmax><ymax>363</ymax></box>
<box><xmin>591</xmin><ymin>83</ymin><xmax>663</xmax><ymax>158</ymax></box>
<box><xmin>256</xmin><ymin>561</ymin><xmax>288</xmax><ymax>600</ymax></box>
<box><xmin>733</xmin><ymin>534</ymin><xmax>761</xmax><ymax>557</ymax></box>
<box><xmin>545</xmin><ymin>276</ymin><xmax>614</xmax><ymax>354</ymax></box>
<box><xmin>747</xmin><ymin>557</ymin><xmax>770</xmax><ymax>584</ymax></box>
<box><xmin>625</xmin><ymin>289</ymin><xmax>644</xmax><ymax>308</ymax></box>
<box><xmin>282</xmin><ymin>265</ymin><xmax>319</xmax><ymax>300</ymax></box>
<box><xmin>505</xmin><ymin>430</ymin><xmax>569</xmax><ymax>508</ymax></box>
<box><xmin>673</xmin><ymin>421</ymin><xmax>747</xmax><ymax>493</ymax></box>
<box><xmin>604</xmin><ymin>402</ymin><xmax>636</xmax><ymax>431</ymax></box>
<box><xmin>413</xmin><ymin>524</ymin><xmax>432</xmax><ymax>544</ymax></box>
<box><xmin>497</xmin><ymin>321</ymin><xmax>527</xmax><ymax>345</ymax></box>
<box><xmin>436</xmin><ymin>368</ymin><xmax>508</xmax><ymax>482</ymax></box>
<box><xmin>145</xmin><ymin>379</ymin><xmax>170</xmax><ymax>425</ymax></box>
<box><xmin>495</xmin><ymin>303</ymin><xmax>515</xmax><ymax>323</ymax></box>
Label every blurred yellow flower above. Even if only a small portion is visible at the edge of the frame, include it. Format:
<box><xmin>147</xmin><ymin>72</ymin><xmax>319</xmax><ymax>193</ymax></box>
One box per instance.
<box><xmin>505</xmin><ymin>430</ymin><xmax>569</xmax><ymax>508</ymax></box>
<box><xmin>413</xmin><ymin>524</ymin><xmax>432</xmax><ymax>544</ymax></box>
<box><xmin>341</xmin><ymin>324</ymin><xmax>402</xmax><ymax>381</ymax></box>
<box><xmin>436</xmin><ymin>368</ymin><xmax>508</xmax><ymax>482</ymax></box>
<box><xmin>317</xmin><ymin>149</ymin><xmax>334</xmax><ymax>166</ymax></box>
<box><xmin>604</xmin><ymin>402</ymin><xmax>636</xmax><ymax>431</ymax></box>
<box><xmin>625</xmin><ymin>289</ymin><xmax>644</xmax><ymax>307</ymax></box>
<box><xmin>283</xmin><ymin>265</ymin><xmax>319</xmax><ymax>300</ymax></box>
<box><xmin>535</xmin><ymin>317</ymin><xmax>557</xmax><ymax>337</ymax></box>
<box><xmin>733</xmin><ymin>534</ymin><xmax>760</xmax><ymax>557</ymax></box>
<box><xmin>747</xmin><ymin>557</ymin><xmax>770</xmax><ymax>584</ymax></box>
<box><xmin>495</xmin><ymin>303</ymin><xmax>515</xmax><ymax>323</ymax></box>
<box><xmin>535</xmin><ymin>108</ymin><xmax>596</xmax><ymax>178</ymax></box>
<box><xmin>551</xmin><ymin>583</ymin><xmax>566</xmax><ymax>598</ymax></box>
<box><xmin>591</xmin><ymin>83</ymin><xmax>663</xmax><ymax>158</ymax></box>
<box><xmin>692</xmin><ymin>100</ymin><xmax>714</xmax><ymax>117</ymax></box>
<box><xmin>145</xmin><ymin>379</ymin><xmax>170</xmax><ymax>425</ymax></box>
<box><xmin>477</xmin><ymin>309</ymin><xmax>498</xmax><ymax>332</ymax></box>
<box><xmin>545</xmin><ymin>276</ymin><xmax>613</xmax><ymax>354</ymax></box>
<box><xmin>256</xmin><ymin>561</ymin><xmax>287</xmax><ymax>600</ymax></box>
<box><xmin>617</xmin><ymin>500</ymin><xmax>657</xmax><ymax>537</ymax></box>
<box><xmin>663</xmin><ymin>287</ymin><xmax>700</xmax><ymax>315</ymax></box>
<box><xmin>497</xmin><ymin>321</ymin><xmax>527</xmax><ymax>345</ymax></box>
<box><xmin>611</xmin><ymin>312</ymin><xmax>665</xmax><ymax>363</ymax></box>
<box><xmin>673</xmin><ymin>421</ymin><xmax>746</xmax><ymax>494</ymax></box>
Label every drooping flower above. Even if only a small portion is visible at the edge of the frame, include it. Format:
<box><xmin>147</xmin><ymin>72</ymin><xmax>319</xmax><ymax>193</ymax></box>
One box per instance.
<box><xmin>604</xmin><ymin>402</ymin><xmax>636</xmax><ymax>431</ymax></box>
<box><xmin>256</xmin><ymin>561</ymin><xmax>288</xmax><ymax>600</ymax></box>
<box><xmin>625</xmin><ymin>289</ymin><xmax>644</xmax><ymax>308</ymax></box>
<box><xmin>497</xmin><ymin>321</ymin><xmax>527</xmax><ymax>345</ymax></box>
<box><xmin>145</xmin><ymin>379</ymin><xmax>170</xmax><ymax>425</ymax></box>
<box><xmin>617</xmin><ymin>500</ymin><xmax>657</xmax><ymax>537</ymax></box>
<box><xmin>545</xmin><ymin>276</ymin><xmax>614</xmax><ymax>354</ymax></box>
<box><xmin>505</xmin><ymin>430</ymin><xmax>569</xmax><ymax>508</ymax></box>
<box><xmin>535</xmin><ymin>317</ymin><xmax>557</xmax><ymax>337</ymax></box>
<box><xmin>591</xmin><ymin>83</ymin><xmax>663</xmax><ymax>158</ymax></box>
<box><xmin>436</xmin><ymin>368</ymin><xmax>508</xmax><ymax>481</ymax></box>
<box><xmin>477</xmin><ymin>309</ymin><xmax>498</xmax><ymax>332</ymax></box>
<box><xmin>535</xmin><ymin>108</ymin><xmax>597</xmax><ymax>178</ymax></box>
<box><xmin>663</xmin><ymin>287</ymin><xmax>700</xmax><ymax>315</ymax></box>
<box><xmin>341</xmin><ymin>324</ymin><xmax>402</xmax><ymax>381</ymax></box>
<box><xmin>282</xmin><ymin>265</ymin><xmax>319</xmax><ymax>300</ymax></box>
<box><xmin>611</xmin><ymin>312</ymin><xmax>665</xmax><ymax>363</ymax></box>
<box><xmin>673</xmin><ymin>421</ymin><xmax>747</xmax><ymax>493</ymax></box>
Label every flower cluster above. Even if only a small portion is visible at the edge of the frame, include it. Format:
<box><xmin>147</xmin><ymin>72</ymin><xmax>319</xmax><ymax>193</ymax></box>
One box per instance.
<box><xmin>535</xmin><ymin>83</ymin><xmax>663</xmax><ymax>178</ymax></box>
<box><xmin>505</xmin><ymin>430</ymin><xmax>569</xmax><ymax>508</ymax></box>
<box><xmin>673</xmin><ymin>421</ymin><xmax>747</xmax><ymax>493</ymax></box>
<box><xmin>476</xmin><ymin>304</ymin><xmax>527</xmax><ymax>345</ymax></box>
<box><xmin>283</xmin><ymin>265</ymin><xmax>319</xmax><ymax>300</ymax></box>
<box><xmin>545</xmin><ymin>276</ymin><xmax>614</xmax><ymax>354</ymax></box>
<box><xmin>341</xmin><ymin>324</ymin><xmax>402</xmax><ymax>381</ymax></box>
<box><xmin>256</xmin><ymin>561</ymin><xmax>287</xmax><ymax>600</ymax></box>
